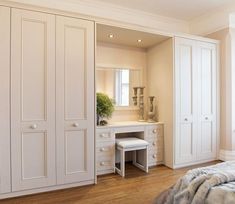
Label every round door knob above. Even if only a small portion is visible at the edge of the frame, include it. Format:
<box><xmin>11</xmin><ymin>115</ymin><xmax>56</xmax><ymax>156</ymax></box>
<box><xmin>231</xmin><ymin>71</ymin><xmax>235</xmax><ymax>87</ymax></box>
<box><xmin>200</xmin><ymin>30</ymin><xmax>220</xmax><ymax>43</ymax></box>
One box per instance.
<box><xmin>31</xmin><ymin>124</ymin><xmax>37</xmax><ymax>129</ymax></box>
<box><xmin>73</xmin><ymin>123</ymin><xmax>79</xmax><ymax>127</ymax></box>
<box><xmin>184</xmin><ymin>118</ymin><xmax>188</xmax><ymax>121</ymax></box>
<box><xmin>100</xmin><ymin>161</ymin><xmax>105</xmax><ymax>166</ymax></box>
<box><xmin>152</xmin><ymin>129</ymin><xmax>157</xmax><ymax>133</ymax></box>
<box><xmin>152</xmin><ymin>142</ymin><xmax>157</xmax><ymax>146</ymax></box>
<box><xmin>153</xmin><ymin>154</ymin><xmax>157</xmax><ymax>158</ymax></box>
<box><xmin>100</xmin><ymin>147</ymin><xmax>105</xmax><ymax>152</ymax></box>
<box><xmin>205</xmin><ymin>117</ymin><xmax>208</xmax><ymax>120</ymax></box>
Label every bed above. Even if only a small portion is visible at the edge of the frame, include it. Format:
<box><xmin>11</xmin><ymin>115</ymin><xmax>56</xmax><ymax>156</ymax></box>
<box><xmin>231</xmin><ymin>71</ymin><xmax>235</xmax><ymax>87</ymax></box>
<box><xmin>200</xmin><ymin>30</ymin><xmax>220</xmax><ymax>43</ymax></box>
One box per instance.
<box><xmin>154</xmin><ymin>161</ymin><xmax>235</xmax><ymax>204</ymax></box>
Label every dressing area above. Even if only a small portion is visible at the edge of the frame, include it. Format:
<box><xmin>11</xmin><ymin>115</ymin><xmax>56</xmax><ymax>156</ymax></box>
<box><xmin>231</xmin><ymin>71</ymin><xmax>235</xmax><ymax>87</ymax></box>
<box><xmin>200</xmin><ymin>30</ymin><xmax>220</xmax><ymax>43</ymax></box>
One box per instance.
<box><xmin>96</xmin><ymin>24</ymin><xmax>165</xmax><ymax>177</ymax></box>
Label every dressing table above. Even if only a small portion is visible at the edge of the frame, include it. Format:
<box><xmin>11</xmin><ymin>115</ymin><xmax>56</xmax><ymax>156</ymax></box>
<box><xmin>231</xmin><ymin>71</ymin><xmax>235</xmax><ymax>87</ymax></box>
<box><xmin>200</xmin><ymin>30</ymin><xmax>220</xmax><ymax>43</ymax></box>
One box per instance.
<box><xmin>96</xmin><ymin>121</ymin><xmax>164</xmax><ymax>175</ymax></box>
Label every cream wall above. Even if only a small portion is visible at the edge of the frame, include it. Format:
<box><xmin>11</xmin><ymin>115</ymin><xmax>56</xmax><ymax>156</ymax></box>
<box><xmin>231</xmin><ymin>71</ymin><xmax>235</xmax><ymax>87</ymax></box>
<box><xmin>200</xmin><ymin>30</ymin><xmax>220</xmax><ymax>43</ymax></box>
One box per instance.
<box><xmin>146</xmin><ymin>39</ymin><xmax>173</xmax><ymax>165</ymax></box>
<box><xmin>208</xmin><ymin>29</ymin><xmax>232</xmax><ymax>150</ymax></box>
<box><xmin>231</xmin><ymin>28</ymin><xmax>235</xmax><ymax>150</ymax></box>
<box><xmin>96</xmin><ymin>42</ymin><xmax>147</xmax><ymax>122</ymax></box>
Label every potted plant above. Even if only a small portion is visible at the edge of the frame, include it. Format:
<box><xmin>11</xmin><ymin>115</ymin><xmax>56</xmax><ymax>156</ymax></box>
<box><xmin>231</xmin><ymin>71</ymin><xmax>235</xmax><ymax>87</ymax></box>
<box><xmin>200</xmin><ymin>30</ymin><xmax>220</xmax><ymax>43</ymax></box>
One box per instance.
<box><xmin>96</xmin><ymin>92</ymin><xmax>114</xmax><ymax>126</ymax></box>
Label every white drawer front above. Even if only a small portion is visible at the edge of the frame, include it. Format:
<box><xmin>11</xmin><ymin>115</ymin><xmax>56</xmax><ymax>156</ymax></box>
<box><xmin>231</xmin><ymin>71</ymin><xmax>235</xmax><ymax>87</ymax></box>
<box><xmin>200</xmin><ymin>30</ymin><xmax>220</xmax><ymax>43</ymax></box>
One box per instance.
<box><xmin>96</xmin><ymin>155</ymin><xmax>114</xmax><ymax>171</ymax></box>
<box><xmin>146</xmin><ymin>125</ymin><xmax>163</xmax><ymax>139</ymax></box>
<box><xmin>96</xmin><ymin>142</ymin><xmax>114</xmax><ymax>157</ymax></box>
<box><xmin>96</xmin><ymin>129</ymin><xmax>114</xmax><ymax>142</ymax></box>
<box><xmin>148</xmin><ymin>150</ymin><xmax>163</xmax><ymax>163</ymax></box>
<box><xmin>148</xmin><ymin>125</ymin><xmax>161</xmax><ymax>135</ymax></box>
<box><xmin>148</xmin><ymin>139</ymin><xmax>163</xmax><ymax>150</ymax></box>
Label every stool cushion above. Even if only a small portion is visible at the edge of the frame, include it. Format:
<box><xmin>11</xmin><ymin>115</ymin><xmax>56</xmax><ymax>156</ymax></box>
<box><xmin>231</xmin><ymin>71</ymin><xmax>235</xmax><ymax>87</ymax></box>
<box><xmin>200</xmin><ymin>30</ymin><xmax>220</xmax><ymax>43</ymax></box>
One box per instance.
<box><xmin>116</xmin><ymin>137</ymin><xmax>149</xmax><ymax>149</ymax></box>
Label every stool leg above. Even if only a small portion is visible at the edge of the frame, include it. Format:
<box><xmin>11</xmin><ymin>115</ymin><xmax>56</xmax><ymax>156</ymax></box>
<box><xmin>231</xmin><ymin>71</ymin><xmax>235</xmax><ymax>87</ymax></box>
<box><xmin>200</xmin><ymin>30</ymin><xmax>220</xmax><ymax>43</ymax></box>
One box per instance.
<box><xmin>145</xmin><ymin>146</ymin><xmax>149</xmax><ymax>173</ymax></box>
<box><xmin>121</xmin><ymin>149</ymin><xmax>125</xmax><ymax>177</ymax></box>
<box><xmin>133</xmin><ymin>150</ymin><xmax>136</xmax><ymax>165</ymax></box>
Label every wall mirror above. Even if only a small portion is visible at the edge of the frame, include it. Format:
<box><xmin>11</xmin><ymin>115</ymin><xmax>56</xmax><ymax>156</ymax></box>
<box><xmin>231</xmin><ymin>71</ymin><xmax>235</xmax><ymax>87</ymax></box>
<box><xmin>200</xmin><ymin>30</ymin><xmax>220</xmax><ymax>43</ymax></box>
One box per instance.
<box><xmin>96</xmin><ymin>65</ymin><xmax>143</xmax><ymax>108</ymax></box>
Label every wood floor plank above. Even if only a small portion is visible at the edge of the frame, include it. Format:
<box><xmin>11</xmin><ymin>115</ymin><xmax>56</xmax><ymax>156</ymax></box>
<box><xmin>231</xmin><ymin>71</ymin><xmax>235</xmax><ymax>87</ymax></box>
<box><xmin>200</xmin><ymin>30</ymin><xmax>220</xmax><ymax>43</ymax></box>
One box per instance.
<box><xmin>1</xmin><ymin>161</ymin><xmax>220</xmax><ymax>204</ymax></box>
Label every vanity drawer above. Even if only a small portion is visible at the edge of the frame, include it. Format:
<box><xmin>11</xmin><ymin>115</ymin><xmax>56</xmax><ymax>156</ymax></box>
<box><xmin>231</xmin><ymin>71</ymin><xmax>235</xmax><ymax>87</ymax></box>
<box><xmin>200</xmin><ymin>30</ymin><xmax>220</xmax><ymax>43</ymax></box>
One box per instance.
<box><xmin>148</xmin><ymin>125</ymin><xmax>161</xmax><ymax>134</ymax></box>
<box><xmin>96</xmin><ymin>155</ymin><xmax>114</xmax><ymax>171</ymax></box>
<box><xmin>148</xmin><ymin>151</ymin><xmax>163</xmax><ymax>164</ymax></box>
<box><xmin>96</xmin><ymin>142</ymin><xmax>115</xmax><ymax>157</ymax></box>
<box><xmin>147</xmin><ymin>125</ymin><xmax>162</xmax><ymax>138</ymax></box>
<box><xmin>147</xmin><ymin>138</ymin><xmax>163</xmax><ymax>150</ymax></box>
<box><xmin>96</xmin><ymin>129</ymin><xmax>114</xmax><ymax>142</ymax></box>
<box><xmin>146</xmin><ymin>136</ymin><xmax>163</xmax><ymax>152</ymax></box>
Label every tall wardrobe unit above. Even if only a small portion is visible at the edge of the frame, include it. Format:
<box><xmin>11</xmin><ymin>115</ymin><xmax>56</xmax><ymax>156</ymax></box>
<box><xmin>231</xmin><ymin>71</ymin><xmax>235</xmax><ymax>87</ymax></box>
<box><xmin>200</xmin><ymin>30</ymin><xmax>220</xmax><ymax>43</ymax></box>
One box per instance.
<box><xmin>166</xmin><ymin>37</ymin><xmax>218</xmax><ymax>168</ymax></box>
<box><xmin>0</xmin><ymin>7</ymin><xmax>95</xmax><ymax>197</ymax></box>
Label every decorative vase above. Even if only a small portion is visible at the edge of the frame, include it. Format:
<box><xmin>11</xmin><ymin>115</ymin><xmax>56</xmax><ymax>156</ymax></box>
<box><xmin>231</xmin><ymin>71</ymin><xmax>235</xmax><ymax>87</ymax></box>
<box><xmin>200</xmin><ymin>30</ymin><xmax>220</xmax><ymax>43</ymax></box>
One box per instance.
<box><xmin>148</xmin><ymin>96</ymin><xmax>156</xmax><ymax>123</ymax></box>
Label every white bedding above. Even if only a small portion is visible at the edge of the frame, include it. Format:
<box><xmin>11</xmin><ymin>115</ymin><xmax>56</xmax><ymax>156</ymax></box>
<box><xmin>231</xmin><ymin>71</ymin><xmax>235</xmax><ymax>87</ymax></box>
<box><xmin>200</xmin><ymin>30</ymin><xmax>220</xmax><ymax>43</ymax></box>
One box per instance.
<box><xmin>155</xmin><ymin>162</ymin><xmax>235</xmax><ymax>204</ymax></box>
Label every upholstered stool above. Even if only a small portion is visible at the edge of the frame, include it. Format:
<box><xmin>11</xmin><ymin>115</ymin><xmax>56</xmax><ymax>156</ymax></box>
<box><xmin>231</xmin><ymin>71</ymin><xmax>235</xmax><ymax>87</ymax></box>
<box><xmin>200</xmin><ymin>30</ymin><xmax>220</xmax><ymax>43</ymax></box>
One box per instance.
<box><xmin>115</xmin><ymin>137</ymin><xmax>149</xmax><ymax>177</ymax></box>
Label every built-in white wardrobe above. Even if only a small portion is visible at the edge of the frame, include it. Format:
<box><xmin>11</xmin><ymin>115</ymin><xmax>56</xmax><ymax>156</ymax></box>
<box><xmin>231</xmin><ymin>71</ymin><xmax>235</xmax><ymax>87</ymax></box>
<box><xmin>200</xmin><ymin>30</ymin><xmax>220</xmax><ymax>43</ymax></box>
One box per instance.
<box><xmin>0</xmin><ymin>6</ymin><xmax>95</xmax><ymax>198</ymax></box>
<box><xmin>0</xmin><ymin>3</ymin><xmax>219</xmax><ymax>199</ymax></box>
<box><xmin>174</xmin><ymin>37</ymin><xmax>218</xmax><ymax>167</ymax></box>
<box><xmin>147</xmin><ymin>37</ymin><xmax>219</xmax><ymax>169</ymax></box>
<box><xmin>0</xmin><ymin>6</ymin><xmax>11</xmax><ymax>194</ymax></box>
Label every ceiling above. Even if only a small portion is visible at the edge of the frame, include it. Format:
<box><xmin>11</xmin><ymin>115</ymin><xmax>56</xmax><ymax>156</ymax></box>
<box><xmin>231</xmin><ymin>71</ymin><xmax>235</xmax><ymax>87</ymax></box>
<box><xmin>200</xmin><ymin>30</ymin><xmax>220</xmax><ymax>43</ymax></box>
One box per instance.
<box><xmin>85</xmin><ymin>0</ymin><xmax>234</xmax><ymax>21</ymax></box>
<box><xmin>97</xmin><ymin>24</ymin><xmax>170</xmax><ymax>48</ymax></box>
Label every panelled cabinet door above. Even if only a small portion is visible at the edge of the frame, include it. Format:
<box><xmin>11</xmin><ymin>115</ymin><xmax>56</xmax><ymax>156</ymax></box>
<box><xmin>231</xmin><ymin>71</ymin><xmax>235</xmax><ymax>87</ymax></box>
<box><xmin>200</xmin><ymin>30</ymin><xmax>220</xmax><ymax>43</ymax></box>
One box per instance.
<box><xmin>11</xmin><ymin>9</ymin><xmax>56</xmax><ymax>191</ymax></box>
<box><xmin>56</xmin><ymin>16</ymin><xmax>95</xmax><ymax>184</ymax></box>
<box><xmin>197</xmin><ymin>42</ymin><xmax>217</xmax><ymax>160</ymax></box>
<box><xmin>174</xmin><ymin>37</ymin><xmax>198</xmax><ymax>165</ymax></box>
<box><xmin>0</xmin><ymin>6</ymin><xmax>11</xmax><ymax>194</ymax></box>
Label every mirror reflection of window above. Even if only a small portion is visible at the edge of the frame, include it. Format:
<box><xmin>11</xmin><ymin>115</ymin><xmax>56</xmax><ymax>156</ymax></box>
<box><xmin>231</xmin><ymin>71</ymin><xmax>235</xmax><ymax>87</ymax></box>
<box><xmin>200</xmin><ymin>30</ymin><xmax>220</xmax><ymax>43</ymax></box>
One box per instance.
<box><xmin>115</xmin><ymin>69</ymin><xmax>130</xmax><ymax>106</ymax></box>
<box><xmin>96</xmin><ymin>67</ymin><xmax>141</xmax><ymax>108</ymax></box>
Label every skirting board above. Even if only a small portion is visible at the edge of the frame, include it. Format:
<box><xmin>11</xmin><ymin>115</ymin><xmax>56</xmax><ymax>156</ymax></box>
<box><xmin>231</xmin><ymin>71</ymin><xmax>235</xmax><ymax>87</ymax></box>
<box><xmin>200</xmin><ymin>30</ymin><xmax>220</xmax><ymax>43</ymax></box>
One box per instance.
<box><xmin>219</xmin><ymin>149</ymin><xmax>235</xmax><ymax>161</ymax></box>
<box><xmin>0</xmin><ymin>180</ymin><xmax>95</xmax><ymax>199</ymax></box>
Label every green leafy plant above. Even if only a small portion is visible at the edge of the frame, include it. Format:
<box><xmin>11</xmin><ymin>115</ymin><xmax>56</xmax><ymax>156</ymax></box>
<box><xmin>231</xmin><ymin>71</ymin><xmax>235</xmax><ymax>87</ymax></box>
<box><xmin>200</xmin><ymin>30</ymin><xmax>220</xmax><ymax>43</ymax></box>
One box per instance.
<box><xmin>96</xmin><ymin>92</ymin><xmax>114</xmax><ymax>125</ymax></box>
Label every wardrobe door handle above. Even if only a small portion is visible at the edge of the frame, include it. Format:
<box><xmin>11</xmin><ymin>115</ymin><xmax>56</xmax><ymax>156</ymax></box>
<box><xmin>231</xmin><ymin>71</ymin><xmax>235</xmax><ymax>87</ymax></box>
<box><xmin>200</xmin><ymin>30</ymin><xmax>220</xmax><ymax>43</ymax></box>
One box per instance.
<box><xmin>73</xmin><ymin>123</ymin><xmax>79</xmax><ymax>127</ymax></box>
<box><xmin>184</xmin><ymin>118</ymin><xmax>188</xmax><ymax>121</ymax></box>
<box><xmin>31</xmin><ymin>124</ymin><xmax>37</xmax><ymax>129</ymax></box>
<box><xmin>205</xmin><ymin>117</ymin><xmax>208</xmax><ymax>120</ymax></box>
<box><xmin>100</xmin><ymin>147</ymin><xmax>105</xmax><ymax>152</ymax></box>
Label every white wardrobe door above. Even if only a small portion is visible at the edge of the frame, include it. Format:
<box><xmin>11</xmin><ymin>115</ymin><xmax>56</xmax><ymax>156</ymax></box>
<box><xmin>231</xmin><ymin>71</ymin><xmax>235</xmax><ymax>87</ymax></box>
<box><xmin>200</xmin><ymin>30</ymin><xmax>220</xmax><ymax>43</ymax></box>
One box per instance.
<box><xmin>197</xmin><ymin>42</ymin><xmax>217</xmax><ymax>160</ymax></box>
<box><xmin>56</xmin><ymin>16</ymin><xmax>95</xmax><ymax>184</ymax></box>
<box><xmin>175</xmin><ymin>37</ymin><xmax>198</xmax><ymax>165</ymax></box>
<box><xmin>0</xmin><ymin>6</ymin><xmax>11</xmax><ymax>194</ymax></box>
<box><xmin>11</xmin><ymin>9</ymin><xmax>56</xmax><ymax>191</ymax></box>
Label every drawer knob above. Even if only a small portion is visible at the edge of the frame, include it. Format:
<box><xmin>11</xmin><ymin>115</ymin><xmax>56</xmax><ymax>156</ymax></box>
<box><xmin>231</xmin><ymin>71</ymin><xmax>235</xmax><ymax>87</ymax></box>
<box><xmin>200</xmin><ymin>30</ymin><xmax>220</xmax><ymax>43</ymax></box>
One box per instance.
<box><xmin>31</xmin><ymin>124</ymin><xmax>37</xmax><ymax>129</ymax></box>
<box><xmin>73</xmin><ymin>123</ymin><xmax>79</xmax><ymax>127</ymax></box>
<box><xmin>152</xmin><ymin>142</ymin><xmax>157</xmax><ymax>146</ymax></box>
<box><xmin>152</xmin><ymin>154</ymin><xmax>157</xmax><ymax>158</ymax></box>
<box><xmin>100</xmin><ymin>161</ymin><xmax>105</xmax><ymax>166</ymax></box>
<box><xmin>100</xmin><ymin>147</ymin><xmax>105</xmax><ymax>152</ymax></box>
<box><xmin>100</xmin><ymin>134</ymin><xmax>105</xmax><ymax>137</ymax></box>
<box><xmin>152</xmin><ymin>129</ymin><xmax>157</xmax><ymax>133</ymax></box>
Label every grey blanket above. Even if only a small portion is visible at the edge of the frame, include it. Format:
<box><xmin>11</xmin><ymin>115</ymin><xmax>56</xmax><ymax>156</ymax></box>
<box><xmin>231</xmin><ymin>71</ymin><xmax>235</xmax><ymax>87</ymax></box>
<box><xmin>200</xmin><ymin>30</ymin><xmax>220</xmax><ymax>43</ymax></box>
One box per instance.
<box><xmin>155</xmin><ymin>162</ymin><xmax>235</xmax><ymax>204</ymax></box>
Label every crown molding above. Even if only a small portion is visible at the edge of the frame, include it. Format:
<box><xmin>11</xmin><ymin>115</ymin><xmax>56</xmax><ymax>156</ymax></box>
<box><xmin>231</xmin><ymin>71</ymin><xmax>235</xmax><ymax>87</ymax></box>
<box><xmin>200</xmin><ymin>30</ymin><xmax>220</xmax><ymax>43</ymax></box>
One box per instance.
<box><xmin>189</xmin><ymin>2</ymin><xmax>235</xmax><ymax>35</ymax></box>
<box><xmin>2</xmin><ymin>0</ymin><xmax>189</xmax><ymax>34</ymax></box>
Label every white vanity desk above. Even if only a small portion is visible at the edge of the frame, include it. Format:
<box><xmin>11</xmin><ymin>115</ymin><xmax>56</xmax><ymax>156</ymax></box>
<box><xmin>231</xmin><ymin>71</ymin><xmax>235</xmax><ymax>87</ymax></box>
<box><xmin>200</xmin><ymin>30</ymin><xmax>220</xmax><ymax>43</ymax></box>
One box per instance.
<box><xmin>96</xmin><ymin>121</ymin><xmax>164</xmax><ymax>175</ymax></box>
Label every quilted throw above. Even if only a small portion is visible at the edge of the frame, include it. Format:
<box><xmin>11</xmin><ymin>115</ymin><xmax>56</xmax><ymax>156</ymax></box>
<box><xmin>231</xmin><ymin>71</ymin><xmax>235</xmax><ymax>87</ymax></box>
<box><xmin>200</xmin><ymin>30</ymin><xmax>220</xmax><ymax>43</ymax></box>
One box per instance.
<box><xmin>155</xmin><ymin>161</ymin><xmax>235</xmax><ymax>204</ymax></box>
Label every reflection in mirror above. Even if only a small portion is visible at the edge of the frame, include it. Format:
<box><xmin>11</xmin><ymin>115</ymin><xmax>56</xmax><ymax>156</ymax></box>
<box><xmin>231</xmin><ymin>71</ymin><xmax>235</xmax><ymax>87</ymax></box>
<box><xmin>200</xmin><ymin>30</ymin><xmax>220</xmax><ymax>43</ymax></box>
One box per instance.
<box><xmin>96</xmin><ymin>67</ymin><xmax>142</xmax><ymax>107</ymax></box>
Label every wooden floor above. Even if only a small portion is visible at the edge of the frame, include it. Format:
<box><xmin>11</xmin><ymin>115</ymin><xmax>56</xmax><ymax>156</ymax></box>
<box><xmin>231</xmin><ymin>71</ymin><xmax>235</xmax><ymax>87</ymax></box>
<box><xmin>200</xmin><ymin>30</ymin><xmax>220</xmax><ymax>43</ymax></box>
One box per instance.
<box><xmin>1</xmin><ymin>161</ymin><xmax>219</xmax><ymax>204</ymax></box>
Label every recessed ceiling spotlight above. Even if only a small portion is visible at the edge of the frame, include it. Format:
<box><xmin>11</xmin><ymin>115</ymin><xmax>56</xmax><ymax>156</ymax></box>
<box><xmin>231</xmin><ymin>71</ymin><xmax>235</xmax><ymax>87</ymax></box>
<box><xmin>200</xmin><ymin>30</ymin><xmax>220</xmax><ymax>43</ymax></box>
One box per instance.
<box><xmin>137</xmin><ymin>39</ymin><xmax>142</xmax><ymax>43</ymax></box>
<box><xmin>109</xmin><ymin>34</ymin><xmax>114</xmax><ymax>38</ymax></box>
